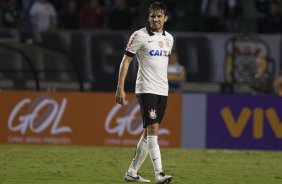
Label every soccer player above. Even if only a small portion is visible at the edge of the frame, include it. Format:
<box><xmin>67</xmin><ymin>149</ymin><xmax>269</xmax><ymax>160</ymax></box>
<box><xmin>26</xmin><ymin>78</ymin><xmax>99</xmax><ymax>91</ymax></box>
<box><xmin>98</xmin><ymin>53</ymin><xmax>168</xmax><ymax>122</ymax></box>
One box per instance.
<box><xmin>115</xmin><ymin>1</ymin><xmax>173</xmax><ymax>183</ymax></box>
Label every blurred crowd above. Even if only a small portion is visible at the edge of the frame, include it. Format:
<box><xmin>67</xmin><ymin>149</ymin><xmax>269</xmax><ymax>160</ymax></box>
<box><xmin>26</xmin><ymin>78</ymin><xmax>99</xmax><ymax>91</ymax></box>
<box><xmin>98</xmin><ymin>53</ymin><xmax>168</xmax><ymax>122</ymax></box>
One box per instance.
<box><xmin>0</xmin><ymin>0</ymin><xmax>282</xmax><ymax>33</ymax></box>
<box><xmin>200</xmin><ymin>0</ymin><xmax>282</xmax><ymax>33</ymax></box>
<box><xmin>0</xmin><ymin>0</ymin><xmax>140</xmax><ymax>32</ymax></box>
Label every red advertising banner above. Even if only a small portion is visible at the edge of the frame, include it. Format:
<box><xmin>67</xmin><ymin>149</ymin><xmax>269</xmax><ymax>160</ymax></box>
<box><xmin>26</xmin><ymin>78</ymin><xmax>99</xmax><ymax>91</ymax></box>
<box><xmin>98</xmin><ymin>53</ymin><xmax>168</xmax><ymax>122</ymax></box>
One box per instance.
<box><xmin>0</xmin><ymin>91</ymin><xmax>181</xmax><ymax>147</ymax></box>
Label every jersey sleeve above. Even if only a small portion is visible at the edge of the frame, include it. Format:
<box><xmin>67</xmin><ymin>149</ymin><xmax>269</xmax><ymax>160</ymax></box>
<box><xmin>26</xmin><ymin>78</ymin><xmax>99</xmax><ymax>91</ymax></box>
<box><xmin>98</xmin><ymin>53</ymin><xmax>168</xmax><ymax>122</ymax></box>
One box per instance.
<box><xmin>125</xmin><ymin>31</ymin><xmax>142</xmax><ymax>57</ymax></box>
<box><xmin>170</xmin><ymin>36</ymin><xmax>175</xmax><ymax>52</ymax></box>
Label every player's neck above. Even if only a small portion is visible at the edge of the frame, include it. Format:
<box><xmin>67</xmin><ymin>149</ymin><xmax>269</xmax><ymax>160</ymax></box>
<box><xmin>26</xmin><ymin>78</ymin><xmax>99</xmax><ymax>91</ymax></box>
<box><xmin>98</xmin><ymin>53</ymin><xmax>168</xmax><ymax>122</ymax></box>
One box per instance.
<box><xmin>155</xmin><ymin>28</ymin><xmax>163</xmax><ymax>33</ymax></box>
<box><xmin>150</xmin><ymin>27</ymin><xmax>163</xmax><ymax>33</ymax></box>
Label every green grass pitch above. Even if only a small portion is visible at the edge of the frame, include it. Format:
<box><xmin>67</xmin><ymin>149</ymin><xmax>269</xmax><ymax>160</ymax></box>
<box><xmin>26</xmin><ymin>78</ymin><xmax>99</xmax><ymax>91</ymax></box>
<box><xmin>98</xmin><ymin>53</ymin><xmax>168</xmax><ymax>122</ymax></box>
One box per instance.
<box><xmin>0</xmin><ymin>144</ymin><xmax>282</xmax><ymax>184</ymax></box>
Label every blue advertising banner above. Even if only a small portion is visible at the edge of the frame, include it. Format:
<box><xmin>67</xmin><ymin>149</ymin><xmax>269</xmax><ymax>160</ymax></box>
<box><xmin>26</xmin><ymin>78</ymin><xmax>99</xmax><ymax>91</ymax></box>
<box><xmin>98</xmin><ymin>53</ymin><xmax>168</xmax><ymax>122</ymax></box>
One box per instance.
<box><xmin>206</xmin><ymin>94</ymin><xmax>282</xmax><ymax>150</ymax></box>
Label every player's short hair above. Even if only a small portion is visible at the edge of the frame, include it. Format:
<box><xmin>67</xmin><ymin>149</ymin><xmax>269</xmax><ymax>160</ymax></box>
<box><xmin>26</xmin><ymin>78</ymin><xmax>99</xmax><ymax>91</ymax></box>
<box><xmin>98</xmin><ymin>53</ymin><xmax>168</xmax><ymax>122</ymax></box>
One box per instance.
<box><xmin>148</xmin><ymin>1</ymin><xmax>167</xmax><ymax>16</ymax></box>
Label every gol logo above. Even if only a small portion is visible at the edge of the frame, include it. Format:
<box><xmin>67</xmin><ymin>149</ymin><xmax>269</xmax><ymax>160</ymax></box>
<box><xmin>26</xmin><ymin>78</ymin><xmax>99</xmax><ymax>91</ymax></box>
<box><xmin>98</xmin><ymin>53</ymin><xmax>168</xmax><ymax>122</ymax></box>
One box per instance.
<box><xmin>105</xmin><ymin>99</ymin><xmax>170</xmax><ymax>137</ymax></box>
<box><xmin>8</xmin><ymin>95</ymin><xmax>72</xmax><ymax>135</ymax></box>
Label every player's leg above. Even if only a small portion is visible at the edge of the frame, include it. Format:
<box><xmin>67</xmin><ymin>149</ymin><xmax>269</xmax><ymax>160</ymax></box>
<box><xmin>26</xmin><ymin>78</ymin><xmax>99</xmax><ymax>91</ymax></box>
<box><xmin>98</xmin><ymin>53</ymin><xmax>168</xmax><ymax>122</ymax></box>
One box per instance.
<box><xmin>124</xmin><ymin>95</ymin><xmax>151</xmax><ymax>183</ymax></box>
<box><xmin>132</xmin><ymin>93</ymin><xmax>172</xmax><ymax>183</ymax></box>
<box><xmin>127</xmin><ymin>131</ymin><xmax>148</xmax><ymax>173</ymax></box>
<box><xmin>147</xmin><ymin>123</ymin><xmax>162</xmax><ymax>174</ymax></box>
<box><xmin>146</xmin><ymin>95</ymin><xmax>172</xmax><ymax>183</ymax></box>
<box><xmin>127</xmin><ymin>94</ymin><xmax>151</xmax><ymax>172</ymax></box>
<box><xmin>125</xmin><ymin>131</ymin><xmax>150</xmax><ymax>183</ymax></box>
<box><xmin>147</xmin><ymin>125</ymin><xmax>172</xmax><ymax>184</ymax></box>
<box><xmin>137</xmin><ymin>93</ymin><xmax>163</xmax><ymax>175</ymax></box>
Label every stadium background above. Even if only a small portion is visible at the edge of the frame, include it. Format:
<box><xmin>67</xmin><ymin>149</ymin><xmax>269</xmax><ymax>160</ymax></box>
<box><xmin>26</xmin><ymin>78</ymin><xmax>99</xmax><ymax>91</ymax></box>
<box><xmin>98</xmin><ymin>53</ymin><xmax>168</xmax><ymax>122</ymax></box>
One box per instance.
<box><xmin>0</xmin><ymin>1</ymin><xmax>282</xmax><ymax>150</ymax></box>
<box><xmin>1</xmin><ymin>1</ymin><xmax>282</xmax><ymax>184</ymax></box>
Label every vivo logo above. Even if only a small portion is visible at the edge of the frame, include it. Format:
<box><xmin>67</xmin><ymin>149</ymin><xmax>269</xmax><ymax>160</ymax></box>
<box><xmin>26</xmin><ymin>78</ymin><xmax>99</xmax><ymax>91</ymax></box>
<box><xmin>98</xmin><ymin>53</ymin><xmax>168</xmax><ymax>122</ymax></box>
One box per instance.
<box><xmin>8</xmin><ymin>96</ymin><xmax>72</xmax><ymax>135</ymax></box>
<box><xmin>221</xmin><ymin>107</ymin><xmax>282</xmax><ymax>139</ymax></box>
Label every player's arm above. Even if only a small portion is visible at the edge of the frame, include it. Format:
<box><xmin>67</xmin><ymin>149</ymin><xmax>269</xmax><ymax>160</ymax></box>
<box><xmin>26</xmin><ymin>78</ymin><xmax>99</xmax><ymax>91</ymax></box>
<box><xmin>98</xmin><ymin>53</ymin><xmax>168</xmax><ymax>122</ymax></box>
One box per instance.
<box><xmin>115</xmin><ymin>55</ymin><xmax>133</xmax><ymax>105</ymax></box>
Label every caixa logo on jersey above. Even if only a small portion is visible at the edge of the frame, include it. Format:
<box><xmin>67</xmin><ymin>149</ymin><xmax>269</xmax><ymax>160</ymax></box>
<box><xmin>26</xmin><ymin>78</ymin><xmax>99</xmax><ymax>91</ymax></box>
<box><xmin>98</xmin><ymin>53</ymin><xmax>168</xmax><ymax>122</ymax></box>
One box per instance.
<box><xmin>105</xmin><ymin>99</ymin><xmax>170</xmax><ymax>137</ymax></box>
<box><xmin>149</xmin><ymin>50</ymin><xmax>171</xmax><ymax>57</ymax></box>
<box><xmin>8</xmin><ymin>95</ymin><xmax>72</xmax><ymax>135</ymax></box>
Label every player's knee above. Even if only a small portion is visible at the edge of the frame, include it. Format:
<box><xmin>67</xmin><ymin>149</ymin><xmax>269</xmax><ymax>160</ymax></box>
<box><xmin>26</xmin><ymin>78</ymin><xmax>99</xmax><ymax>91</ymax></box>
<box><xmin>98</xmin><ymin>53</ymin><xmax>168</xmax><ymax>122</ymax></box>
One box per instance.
<box><xmin>146</xmin><ymin>123</ymin><xmax>159</xmax><ymax>136</ymax></box>
<box><xmin>143</xmin><ymin>129</ymin><xmax>147</xmax><ymax>137</ymax></box>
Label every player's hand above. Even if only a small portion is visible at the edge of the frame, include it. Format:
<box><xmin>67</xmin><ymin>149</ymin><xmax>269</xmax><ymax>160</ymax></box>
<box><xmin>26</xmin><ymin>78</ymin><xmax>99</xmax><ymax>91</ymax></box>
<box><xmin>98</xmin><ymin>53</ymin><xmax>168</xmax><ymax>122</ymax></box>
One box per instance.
<box><xmin>115</xmin><ymin>88</ymin><xmax>126</xmax><ymax>105</ymax></box>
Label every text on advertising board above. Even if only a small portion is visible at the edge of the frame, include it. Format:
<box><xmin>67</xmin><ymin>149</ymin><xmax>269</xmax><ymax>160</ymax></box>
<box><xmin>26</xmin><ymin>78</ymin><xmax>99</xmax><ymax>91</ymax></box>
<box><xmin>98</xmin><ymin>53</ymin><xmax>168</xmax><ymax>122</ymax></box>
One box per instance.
<box><xmin>221</xmin><ymin>107</ymin><xmax>282</xmax><ymax>139</ymax></box>
<box><xmin>8</xmin><ymin>95</ymin><xmax>72</xmax><ymax>135</ymax></box>
<box><xmin>105</xmin><ymin>99</ymin><xmax>170</xmax><ymax>137</ymax></box>
<box><xmin>207</xmin><ymin>94</ymin><xmax>282</xmax><ymax>150</ymax></box>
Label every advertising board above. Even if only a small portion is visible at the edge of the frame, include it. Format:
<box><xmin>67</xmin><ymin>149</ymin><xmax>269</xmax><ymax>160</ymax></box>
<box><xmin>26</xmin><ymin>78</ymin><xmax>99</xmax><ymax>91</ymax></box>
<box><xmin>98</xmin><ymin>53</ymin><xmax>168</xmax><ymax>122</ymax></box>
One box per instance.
<box><xmin>0</xmin><ymin>91</ymin><xmax>181</xmax><ymax>147</ymax></box>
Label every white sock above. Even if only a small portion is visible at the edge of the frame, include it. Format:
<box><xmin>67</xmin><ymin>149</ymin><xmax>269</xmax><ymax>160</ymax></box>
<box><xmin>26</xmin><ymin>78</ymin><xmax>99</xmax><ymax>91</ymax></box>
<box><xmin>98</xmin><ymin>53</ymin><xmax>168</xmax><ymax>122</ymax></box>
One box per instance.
<box><xmin>128</xmin><ymin>135</ymin><xmax>148</xmax><ymax>176</ymax></box>
<box><xmin>147</xmin><ymin>135</ymin><xmax>162</xmax><ymax>175</ymax></box>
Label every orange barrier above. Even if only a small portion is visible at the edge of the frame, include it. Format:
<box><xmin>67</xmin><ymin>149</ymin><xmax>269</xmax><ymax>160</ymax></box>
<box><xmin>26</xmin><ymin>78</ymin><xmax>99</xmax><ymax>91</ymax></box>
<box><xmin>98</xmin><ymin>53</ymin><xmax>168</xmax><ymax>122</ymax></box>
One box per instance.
<box><xmin>0</xmin><ymin>91</ymin><xmax>181</xmax><ymax>147</ymax></box>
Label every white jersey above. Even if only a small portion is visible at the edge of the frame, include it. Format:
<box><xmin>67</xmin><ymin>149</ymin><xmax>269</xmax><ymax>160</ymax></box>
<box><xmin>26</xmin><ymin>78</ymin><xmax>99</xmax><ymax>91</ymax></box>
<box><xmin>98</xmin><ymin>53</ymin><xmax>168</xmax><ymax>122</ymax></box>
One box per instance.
<box><xmin>29</xmin><ymin>1</ymin><xmax>57</xmax><ymax>32</ymax></box>
<box><xmin>125</xmin><ymin>27</ymin><xmax>174</xmax><ymax>96</ymax></box>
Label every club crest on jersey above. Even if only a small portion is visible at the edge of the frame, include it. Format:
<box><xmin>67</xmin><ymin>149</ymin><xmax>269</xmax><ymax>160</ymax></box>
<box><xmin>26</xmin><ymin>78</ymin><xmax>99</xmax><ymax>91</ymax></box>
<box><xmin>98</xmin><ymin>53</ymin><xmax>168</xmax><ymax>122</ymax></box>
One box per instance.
<box><xmin>158</xmin><ymin>41</ymin><xmax>164</xmax><ymax>48</ymax></box>
<box><xmin>149</xmin><ymin>50</ymin><xmax>171</xmax><ymax>57</ymax></box>
<box><xmin>148</xmin><ymin>109</ymin><xmax>157</xmax><ymax>119</ymax></box>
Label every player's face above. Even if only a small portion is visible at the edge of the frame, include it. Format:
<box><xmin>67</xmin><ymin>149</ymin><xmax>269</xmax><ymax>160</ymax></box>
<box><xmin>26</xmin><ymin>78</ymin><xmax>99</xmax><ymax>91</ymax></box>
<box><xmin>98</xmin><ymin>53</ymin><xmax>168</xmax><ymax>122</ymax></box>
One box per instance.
<box><xmin>148</xmin><ymin>10</ymin><xmax>168</xmax><ymax>32</ymax></box>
